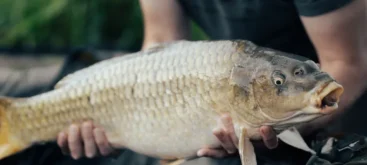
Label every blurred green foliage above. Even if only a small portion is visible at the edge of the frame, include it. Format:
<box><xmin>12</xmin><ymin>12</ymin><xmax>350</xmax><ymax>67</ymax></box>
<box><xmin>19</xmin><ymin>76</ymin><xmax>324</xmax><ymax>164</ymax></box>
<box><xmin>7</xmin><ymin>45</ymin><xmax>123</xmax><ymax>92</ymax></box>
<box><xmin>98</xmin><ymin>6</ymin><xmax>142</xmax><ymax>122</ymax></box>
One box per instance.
<box><xmin>0</xmin><ymin>0</ymin><xmax>208</xmax><ymax>52</ymax></box>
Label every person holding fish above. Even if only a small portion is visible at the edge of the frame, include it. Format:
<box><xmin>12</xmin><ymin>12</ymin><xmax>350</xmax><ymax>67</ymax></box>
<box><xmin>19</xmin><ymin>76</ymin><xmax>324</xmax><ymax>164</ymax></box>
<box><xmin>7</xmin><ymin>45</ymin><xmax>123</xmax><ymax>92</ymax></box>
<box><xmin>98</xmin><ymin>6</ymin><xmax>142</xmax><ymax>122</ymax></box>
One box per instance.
<box><xmin>53</xmin><ymin>0</ymin><xmax>366</xmax><ymax>165</ymax></box>
<box><xmin>0</xmin><ymin>0</ymin><xmax>365</xmax><ymax>165</ymax></box>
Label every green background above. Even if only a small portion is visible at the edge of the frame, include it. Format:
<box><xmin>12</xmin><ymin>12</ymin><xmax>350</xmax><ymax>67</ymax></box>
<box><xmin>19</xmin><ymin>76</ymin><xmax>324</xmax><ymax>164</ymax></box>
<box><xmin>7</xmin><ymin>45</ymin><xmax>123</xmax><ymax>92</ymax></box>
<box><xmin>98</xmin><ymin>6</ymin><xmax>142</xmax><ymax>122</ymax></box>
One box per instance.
<box><xmin>0</xmin><ymin>0</ymin><xmax>209</xmax><ymax>52</ymax></box>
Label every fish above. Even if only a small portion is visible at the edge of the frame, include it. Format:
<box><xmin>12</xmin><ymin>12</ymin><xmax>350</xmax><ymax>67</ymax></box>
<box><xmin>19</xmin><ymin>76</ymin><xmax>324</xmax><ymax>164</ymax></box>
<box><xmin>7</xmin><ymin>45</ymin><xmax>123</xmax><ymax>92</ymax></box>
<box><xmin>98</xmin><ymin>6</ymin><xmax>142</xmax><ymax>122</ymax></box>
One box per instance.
<box><xmin>0</xmin><ymin>40</ymin><xmax>344</xmax><ymax>165</ymax></box>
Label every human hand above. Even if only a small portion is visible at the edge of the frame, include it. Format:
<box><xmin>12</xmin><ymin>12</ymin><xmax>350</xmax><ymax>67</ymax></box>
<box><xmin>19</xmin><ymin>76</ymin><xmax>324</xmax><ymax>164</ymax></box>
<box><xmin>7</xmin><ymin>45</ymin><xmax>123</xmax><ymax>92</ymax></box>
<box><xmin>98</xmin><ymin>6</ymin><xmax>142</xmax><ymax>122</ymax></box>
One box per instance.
<box><xmin>57</xmin><ymin>121</ymin><xmax>115</xmax><ymax>159</ymax></box>
<box><xmin>197</xmin><ymin>114</ymin><xmax>278</xmax><ymax>158</ymax></box>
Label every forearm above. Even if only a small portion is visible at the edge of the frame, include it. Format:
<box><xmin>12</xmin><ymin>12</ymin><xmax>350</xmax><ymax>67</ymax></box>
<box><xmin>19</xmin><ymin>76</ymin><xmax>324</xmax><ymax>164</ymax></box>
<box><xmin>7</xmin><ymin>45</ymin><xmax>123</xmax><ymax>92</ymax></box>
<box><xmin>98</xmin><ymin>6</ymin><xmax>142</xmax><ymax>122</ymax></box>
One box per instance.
<box><xmin>314</xmin><ymin>23</ymin><xmax>366</xmax><ymax>127</ymax></box>
<box><xmin>297</xmin><ymin>0</ymin><xmax>366</xmax><ymax>134</ymax></box>
<box><xmin>322</xmin><ymin>60</ymin><xmax>367</xmax><ymax>114</ymax></box>
<box><xmin>314</xmin><ymin>29</ymin><xmax>367</xmax><ymax>127</ymax></box>
<box><xmin>139</xmin><ymin>0</ymin><xmax>190</xmax><ymax>50</ymax></box>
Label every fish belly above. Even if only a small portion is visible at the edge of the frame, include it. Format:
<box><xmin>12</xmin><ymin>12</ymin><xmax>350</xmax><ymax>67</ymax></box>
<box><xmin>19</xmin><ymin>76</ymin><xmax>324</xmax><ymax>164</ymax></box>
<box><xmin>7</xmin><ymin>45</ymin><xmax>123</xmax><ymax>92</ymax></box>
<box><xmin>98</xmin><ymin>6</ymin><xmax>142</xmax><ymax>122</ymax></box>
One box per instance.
<box><xmin>114</xmin><ymin>110</ymin><xmax>222</xmax><ymax>159</ymax></box>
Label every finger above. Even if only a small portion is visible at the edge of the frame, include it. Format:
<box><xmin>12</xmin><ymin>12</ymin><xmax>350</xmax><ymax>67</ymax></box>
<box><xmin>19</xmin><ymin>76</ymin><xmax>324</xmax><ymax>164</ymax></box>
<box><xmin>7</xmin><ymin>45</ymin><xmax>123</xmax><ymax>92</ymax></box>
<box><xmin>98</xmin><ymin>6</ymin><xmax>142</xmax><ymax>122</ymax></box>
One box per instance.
<box><xmin>197</xmin><ymin>148</ymin><xmax>229</xmax><ymax>158</ymax></box>
<box><xmin>213</xmin><ymin>128</ymin><xmax>237</xmax><ymax>154</ymax></box>
<box><xmin>260</xmin><ymin>126</ymin><xmax>278</xmax><ymax>149</ymax></box>
<box><xmin>57</xmin><ymin>132</ymin><xmax>69</xmax><ymax>155</ymax></box>
<box><xmin>68</xmin><ymin>124</ymin><xmax>83</xmax><ymax>159</ymax></box>
<box><xmin>94</xmin><ymin>128</ymin><xmax>114</xmax><ymax>156</ymax></box>
<box><xmin>81</xmin><ymin>121</ymin><xmax>98</xmax><ymax>158</ymax></box>
<box><xmin>220</xmin><ymin>114</ymin><xmax>239</xmax><ymax>148</ymax></box>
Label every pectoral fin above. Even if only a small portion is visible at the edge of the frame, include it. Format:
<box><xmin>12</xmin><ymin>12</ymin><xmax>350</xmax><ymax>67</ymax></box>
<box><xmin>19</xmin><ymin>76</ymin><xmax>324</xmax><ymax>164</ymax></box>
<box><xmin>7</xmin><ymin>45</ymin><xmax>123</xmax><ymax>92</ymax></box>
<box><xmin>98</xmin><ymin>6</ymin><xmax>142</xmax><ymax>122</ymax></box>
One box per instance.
<box><xmin>239</xmin><ymin>127</ymin><xmax>257</xmax><ymax>165</ymax></box>
<box><xmin>277</xmin><ymin>127</ymin><xmax>316</xmax><ymax>155</ymax></box>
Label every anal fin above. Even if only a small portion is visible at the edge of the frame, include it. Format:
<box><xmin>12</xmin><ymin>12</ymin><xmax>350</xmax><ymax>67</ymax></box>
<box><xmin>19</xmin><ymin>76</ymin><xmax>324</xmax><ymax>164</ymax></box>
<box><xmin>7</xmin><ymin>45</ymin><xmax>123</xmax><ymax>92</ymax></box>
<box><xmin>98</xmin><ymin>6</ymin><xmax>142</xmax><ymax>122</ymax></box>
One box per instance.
<box><xmin>239</xmin><ymin>127</ymin><xmax>257</xmax><ymax>165</ymax></box>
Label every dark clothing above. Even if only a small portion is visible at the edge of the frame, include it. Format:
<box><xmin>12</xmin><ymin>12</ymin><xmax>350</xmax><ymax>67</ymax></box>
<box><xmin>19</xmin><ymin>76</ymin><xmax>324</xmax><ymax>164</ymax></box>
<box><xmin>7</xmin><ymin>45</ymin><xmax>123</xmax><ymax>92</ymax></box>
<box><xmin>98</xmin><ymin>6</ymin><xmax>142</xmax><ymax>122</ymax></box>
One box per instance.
<box><xmin>178</xmin><ymin>0</ymin><xmax>353</xmax><ymax>62</ymax></box>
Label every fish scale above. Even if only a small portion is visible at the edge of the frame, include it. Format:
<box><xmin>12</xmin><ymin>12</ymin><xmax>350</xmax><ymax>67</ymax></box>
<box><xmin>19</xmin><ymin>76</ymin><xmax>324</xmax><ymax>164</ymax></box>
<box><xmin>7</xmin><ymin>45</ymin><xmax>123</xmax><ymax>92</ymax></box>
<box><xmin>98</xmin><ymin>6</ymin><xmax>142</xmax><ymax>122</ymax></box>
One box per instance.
<box><xmin>0</xmin><ymin>40</ymin><xmax>344</xmax><ymax>165</ymax></box>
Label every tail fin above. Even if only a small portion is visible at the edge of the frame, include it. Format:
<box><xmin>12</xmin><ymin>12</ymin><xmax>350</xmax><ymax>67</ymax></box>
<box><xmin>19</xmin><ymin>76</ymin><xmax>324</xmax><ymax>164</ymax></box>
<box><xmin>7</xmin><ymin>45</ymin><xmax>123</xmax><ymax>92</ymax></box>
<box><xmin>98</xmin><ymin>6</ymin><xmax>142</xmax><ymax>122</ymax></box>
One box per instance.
<box><xmin>0</xmin><ymin>97</ymin><xmax>26</xmax><ymax>160</ymax></box>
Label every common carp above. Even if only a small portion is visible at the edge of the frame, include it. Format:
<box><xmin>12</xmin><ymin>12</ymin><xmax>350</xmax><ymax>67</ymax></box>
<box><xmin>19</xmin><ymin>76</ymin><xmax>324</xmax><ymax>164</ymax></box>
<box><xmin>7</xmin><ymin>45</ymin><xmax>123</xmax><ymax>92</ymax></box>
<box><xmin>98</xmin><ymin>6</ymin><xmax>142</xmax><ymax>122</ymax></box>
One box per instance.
<box><xmin>0</xmin><ymin>40</ymin><xmax>343</xmax><ymax>165</ymax></box>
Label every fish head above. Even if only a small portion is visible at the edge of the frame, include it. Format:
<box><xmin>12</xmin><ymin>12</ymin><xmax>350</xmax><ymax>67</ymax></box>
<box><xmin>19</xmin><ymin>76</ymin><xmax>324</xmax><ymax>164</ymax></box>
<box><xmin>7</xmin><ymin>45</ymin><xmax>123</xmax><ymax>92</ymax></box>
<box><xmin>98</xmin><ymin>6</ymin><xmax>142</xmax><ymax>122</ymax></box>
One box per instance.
<box><xmin>231</xmin><ymin>46</ymin><xmax>344</xmax><ymax>128</ymax></box>
<box><xmin>250</xmin><ymin>53</ymin><xmax>343</xmax><ymax>126</ymax></box>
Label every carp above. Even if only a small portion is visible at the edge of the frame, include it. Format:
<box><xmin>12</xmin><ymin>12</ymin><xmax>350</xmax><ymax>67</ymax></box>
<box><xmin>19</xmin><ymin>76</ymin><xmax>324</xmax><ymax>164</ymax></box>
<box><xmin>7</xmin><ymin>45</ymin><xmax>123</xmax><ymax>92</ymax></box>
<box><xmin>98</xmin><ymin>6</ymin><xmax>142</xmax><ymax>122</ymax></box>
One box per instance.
<box><xmin>0</xmin><ymin>40</ymin><xmax>343</xmax><ymax>165</ymax></box>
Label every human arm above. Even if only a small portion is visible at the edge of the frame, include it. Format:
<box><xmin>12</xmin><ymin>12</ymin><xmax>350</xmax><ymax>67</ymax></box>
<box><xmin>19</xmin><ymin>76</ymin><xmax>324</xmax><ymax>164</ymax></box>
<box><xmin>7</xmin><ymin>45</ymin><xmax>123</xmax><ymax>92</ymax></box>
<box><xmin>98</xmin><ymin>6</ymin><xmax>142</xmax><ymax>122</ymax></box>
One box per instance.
<box><xmin>297</xmin><ymin>0</ymin><xmax>367</xmax><ymax>135</ymax></box>
<box><xmin>139</xmin><ymin>0</ymin><xmax>191</xmax><ymax>50</ymax></box>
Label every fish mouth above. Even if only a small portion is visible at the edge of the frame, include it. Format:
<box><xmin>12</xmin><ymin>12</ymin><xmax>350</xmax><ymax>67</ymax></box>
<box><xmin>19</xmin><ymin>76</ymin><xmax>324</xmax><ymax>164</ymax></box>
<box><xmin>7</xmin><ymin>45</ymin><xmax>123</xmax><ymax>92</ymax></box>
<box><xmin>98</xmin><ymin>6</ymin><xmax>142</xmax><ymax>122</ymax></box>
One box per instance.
<box><xmin>314</xmin><ymin>81</ymin><xmax>344</xmax><ymax>114</ymax></box>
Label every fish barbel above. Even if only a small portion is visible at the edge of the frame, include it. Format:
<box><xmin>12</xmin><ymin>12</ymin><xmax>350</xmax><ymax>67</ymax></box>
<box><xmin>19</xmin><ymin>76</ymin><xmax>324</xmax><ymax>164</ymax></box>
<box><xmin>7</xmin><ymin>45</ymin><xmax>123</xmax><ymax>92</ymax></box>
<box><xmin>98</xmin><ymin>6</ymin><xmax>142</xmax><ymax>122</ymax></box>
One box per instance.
<box><xmin>0</xmin><ymin>40</ymin><xmax>343</xmax><ymax>165</ymax></box>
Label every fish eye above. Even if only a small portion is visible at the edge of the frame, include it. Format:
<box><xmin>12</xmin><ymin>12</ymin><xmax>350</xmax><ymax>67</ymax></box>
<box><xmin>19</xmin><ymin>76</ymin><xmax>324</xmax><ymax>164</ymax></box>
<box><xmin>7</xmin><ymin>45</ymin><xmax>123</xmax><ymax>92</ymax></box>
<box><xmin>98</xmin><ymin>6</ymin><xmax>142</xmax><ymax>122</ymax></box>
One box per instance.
<box><xmin>274</xmin><ymin>77</ymin><xmax>284</xmax><ymax>85</ymax></box>
<box><xmin>272</xmin><ymin>71</ymin><xmax>286</xmax><ymax>86</ymax></box>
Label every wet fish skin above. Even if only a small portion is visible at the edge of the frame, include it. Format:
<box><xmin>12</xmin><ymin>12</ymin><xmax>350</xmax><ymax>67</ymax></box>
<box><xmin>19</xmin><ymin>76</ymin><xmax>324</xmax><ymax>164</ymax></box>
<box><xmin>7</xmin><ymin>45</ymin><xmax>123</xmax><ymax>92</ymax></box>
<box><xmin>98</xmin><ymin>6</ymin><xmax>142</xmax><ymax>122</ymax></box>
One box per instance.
<box><xmin>0</xmin><ymin>40</ymin><xmax>343</xmax><ymax>164</ymax></box>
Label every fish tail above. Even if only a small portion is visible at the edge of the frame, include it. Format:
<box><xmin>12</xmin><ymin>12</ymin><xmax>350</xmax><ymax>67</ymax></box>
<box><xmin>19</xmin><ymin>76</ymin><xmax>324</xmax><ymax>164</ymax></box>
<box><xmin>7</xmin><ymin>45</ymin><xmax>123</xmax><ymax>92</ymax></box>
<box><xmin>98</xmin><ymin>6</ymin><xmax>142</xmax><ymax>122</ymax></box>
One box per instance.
<box><xmin>0</xmin><ymin>97</ymin><xmax>27</xmax><ymax>160</ymax></box>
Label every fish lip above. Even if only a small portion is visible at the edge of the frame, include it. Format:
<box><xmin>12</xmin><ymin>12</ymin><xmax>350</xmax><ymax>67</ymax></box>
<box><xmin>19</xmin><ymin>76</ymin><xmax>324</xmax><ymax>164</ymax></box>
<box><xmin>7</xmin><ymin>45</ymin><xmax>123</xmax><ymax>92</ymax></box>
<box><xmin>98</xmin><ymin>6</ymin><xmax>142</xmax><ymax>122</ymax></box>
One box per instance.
<box><xmin>313</xmin><ymin>81</ymin><xmax>344</xmax><ymax>114</ymax></box>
